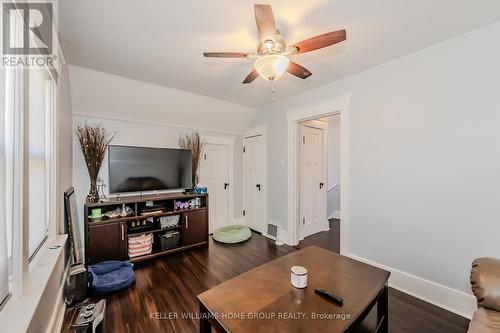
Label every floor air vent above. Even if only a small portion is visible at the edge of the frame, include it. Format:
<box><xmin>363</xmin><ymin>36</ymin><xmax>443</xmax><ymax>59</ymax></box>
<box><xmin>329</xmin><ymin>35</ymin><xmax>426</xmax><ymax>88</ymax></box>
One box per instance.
<box><xmin>267</xmin><ymin>223</ymin><xmax>278</xmax><ymax>238</ymax></box>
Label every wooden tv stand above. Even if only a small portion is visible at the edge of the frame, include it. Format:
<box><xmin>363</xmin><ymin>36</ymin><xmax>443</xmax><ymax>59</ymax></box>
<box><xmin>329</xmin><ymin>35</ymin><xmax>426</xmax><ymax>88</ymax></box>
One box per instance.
<box><xmin>84</xmin><ymin>192</ymin><xmax>208</xmax><ymax>264</ymax></box>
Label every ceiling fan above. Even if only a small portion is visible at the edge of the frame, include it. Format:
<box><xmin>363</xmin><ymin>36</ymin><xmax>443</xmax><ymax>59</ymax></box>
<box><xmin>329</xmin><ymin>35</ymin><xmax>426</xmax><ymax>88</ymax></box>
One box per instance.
<box><xmin>203</xmin><ymin>4</ymin><xmax>346</xmax><ymax>84</ymax></box>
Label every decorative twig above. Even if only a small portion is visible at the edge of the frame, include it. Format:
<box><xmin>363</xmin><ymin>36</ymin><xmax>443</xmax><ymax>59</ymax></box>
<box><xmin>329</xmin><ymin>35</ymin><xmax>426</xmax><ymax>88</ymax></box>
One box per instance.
<box><xmin>76</xmin><ymin>123</ymin><xmax>115</xmax><ymax>202</ymax></box>
<box><xmin>178</xmin><ymin>132</ymin><xmax>204</xmax><ymax>187</ymax></box>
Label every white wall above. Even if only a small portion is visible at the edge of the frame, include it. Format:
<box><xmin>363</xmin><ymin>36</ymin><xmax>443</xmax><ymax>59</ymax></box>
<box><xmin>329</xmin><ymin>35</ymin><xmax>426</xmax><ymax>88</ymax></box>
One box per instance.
<box><xmin>69</xmin><ymin>65</ymin><xmax>259</xmax><ymax>134</ymax></box>
<box><xmin>252</xmin><ymin>22</ymin><xmax>500</xmax><ymax>315</ymax></box>
<box><xmin>327</xmin><ymin>115</ymin><xmax>341</xmax><ymax>217</ymax></box>
<box><xmin>70</xmin><ymin>67</ymin><xmax>251</xmax><ymax>245</ymax></box>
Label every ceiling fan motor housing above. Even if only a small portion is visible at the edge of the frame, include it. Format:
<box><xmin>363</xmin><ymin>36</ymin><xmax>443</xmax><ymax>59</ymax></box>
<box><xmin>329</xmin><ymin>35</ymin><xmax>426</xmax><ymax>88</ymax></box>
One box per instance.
<box><xmin>258</xmin><ymin>32</ymin><xmax>286</xmax><ymax>55</ymax></box>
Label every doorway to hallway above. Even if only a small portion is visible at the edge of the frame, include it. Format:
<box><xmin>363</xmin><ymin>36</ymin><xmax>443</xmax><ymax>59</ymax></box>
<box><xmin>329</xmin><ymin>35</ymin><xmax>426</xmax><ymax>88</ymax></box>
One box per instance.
<box><xmin>298</xmin><ymin>115</ymin><xmax>341</xmax><ymax>241</ymax></box>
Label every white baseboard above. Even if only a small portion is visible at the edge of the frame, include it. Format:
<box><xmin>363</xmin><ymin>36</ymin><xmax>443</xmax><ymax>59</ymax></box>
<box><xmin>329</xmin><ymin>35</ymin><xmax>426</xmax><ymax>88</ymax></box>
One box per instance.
<box><xmin>328</xmin><ymin>210</ymin><xmax>340</xmax><ymax>219</ymax></box>
<box><xmin>347</xmin><ymin>253</ymin><xmax>476</xmax><ymax>319</ymax></box>
<box><xmin>46</xmin><ymin>260</ymin><xmax>70</xmax><ymax>333</ymax></box>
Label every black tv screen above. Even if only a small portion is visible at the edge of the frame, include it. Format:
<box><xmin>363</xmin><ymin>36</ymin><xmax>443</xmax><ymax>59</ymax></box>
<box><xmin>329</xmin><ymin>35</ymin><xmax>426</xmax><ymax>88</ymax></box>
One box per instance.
<box><xmin>108</xmin><ymin>145</ymin><xmax>192</xmax><ymax>193</ymax></box>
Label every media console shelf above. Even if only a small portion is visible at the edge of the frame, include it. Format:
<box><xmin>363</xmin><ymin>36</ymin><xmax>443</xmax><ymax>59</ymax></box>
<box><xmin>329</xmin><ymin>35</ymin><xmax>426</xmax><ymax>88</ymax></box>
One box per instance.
<box><xmin>84</xmin><ymin>192</ymin><xmax>208</xmax><ymax>265</ymax></box>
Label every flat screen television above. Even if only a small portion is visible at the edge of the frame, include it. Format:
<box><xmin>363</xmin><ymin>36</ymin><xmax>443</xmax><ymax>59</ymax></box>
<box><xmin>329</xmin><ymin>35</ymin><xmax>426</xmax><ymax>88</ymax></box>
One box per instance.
<box><xmin>108</xmin><ymin>145</ymin><xmax>192</xmax><ymax>193</ymax></box>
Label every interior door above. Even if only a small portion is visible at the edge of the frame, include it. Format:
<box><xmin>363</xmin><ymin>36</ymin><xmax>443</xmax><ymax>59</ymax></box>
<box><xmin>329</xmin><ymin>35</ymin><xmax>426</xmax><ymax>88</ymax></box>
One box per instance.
<box><xmin>243</xmin><ymin>135</ymin><xmax>265</xmax><ymax>233</ymax></box>
<box><xmin>299</xmin><ymin>125</ymin><xmax>327</xmax><ymax>239</ymax></box>
<box><xmin>199</xmin><ymin>143</ymin><xmax>230</xmax><ymax>233</ymax></box>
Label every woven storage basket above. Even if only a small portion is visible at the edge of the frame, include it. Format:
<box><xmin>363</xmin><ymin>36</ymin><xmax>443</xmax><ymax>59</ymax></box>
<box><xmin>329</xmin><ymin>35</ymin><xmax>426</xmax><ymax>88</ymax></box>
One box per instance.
<box><xmin>158</xmin><ymin>231</ymin><xmax>180</xmax><ymax>251</ymax></box>
<box><xmin>159</xmin><ymin>215</ymin><xmax>180</xmax><ymax>229</ymax></box>
<box><xmin>128</xmin><ymin>233</ymin><xmax>153</xmax><ymax>258</ymax></box>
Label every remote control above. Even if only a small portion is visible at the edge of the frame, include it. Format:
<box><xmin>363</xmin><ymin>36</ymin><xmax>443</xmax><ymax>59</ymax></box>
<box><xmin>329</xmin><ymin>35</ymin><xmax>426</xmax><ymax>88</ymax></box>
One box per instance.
<box><xmin>314</xmin><ymin>288</ymin><xmax>344</xmax><ymax>305</ymax></box>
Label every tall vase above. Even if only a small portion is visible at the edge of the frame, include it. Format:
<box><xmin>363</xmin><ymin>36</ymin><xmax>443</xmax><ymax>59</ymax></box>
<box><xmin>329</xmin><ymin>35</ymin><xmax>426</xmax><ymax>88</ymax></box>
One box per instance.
<box><xmin>86</xmin><ymin>179</ymin><xmax>99</xmax><ymax>203</ymax></box>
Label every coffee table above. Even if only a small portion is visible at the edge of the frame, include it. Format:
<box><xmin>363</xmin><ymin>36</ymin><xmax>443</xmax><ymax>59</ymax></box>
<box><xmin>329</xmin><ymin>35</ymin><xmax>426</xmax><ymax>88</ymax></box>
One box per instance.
<box><xmin>197</xmin><ymin>246</ymin><xmax>390</xmax><ymax>332</ymax></box>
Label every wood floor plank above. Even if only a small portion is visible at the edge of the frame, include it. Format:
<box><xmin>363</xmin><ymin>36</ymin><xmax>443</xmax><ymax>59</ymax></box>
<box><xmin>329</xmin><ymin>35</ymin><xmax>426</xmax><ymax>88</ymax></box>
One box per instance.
<box><xmin>62</xmin><ymin>220</ymin><xmax>469</xmax><ymax>332</ymax></box>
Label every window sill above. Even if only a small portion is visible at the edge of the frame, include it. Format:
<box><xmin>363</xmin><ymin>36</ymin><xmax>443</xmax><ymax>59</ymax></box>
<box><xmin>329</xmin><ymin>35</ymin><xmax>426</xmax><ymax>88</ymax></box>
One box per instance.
<box><xmin>0</xmin><ymin>234</ymin><xmax>67</xmax><ymax>332</ymax></box>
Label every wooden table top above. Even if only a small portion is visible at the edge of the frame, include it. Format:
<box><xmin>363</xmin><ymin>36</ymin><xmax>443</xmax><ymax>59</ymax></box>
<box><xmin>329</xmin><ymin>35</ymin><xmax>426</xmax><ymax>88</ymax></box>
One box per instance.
<box><xmin>197</xmin><ymin>246</ymin><xmax>390</xmax><ymax>332</ymax></box>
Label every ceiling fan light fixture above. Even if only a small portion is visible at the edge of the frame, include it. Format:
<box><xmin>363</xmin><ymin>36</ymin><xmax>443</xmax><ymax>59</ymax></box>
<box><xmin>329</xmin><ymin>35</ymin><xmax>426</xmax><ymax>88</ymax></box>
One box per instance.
<box><xmin>254</xmin><ymin>54</ymin><xmax>290</xmax><ymax>81</ymax></box>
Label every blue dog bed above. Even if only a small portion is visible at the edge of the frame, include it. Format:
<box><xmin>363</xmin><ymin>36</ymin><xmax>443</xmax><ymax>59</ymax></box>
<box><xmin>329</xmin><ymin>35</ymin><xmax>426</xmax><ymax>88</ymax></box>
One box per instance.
<box><xmin>88</xmin><ymin>261</ymin><xmax>135</xmax><ymax>295</ymax></box>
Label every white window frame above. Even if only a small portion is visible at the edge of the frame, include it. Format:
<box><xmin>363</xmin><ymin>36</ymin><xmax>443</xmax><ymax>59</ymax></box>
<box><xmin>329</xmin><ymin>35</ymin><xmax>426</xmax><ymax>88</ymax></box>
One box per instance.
<box><xmin>3</xmin><ymin>5</ymin><xmax>59</xmax><ymax>298</ymax></box>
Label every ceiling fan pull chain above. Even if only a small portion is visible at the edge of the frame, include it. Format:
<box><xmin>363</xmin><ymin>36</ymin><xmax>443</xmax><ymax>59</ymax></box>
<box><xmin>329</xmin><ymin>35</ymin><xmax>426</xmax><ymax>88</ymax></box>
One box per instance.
<box><xmin>271</xmin><ymin>80</ymin><xmax>276</xmax><ymax>102</ymax></box>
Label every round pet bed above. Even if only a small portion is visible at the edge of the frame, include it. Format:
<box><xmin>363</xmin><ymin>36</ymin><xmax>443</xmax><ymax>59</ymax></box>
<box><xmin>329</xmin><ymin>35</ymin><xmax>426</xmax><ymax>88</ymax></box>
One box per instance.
<box><xmin>213</xmin><ymin>225</ymin><xmax>251</xmax><ymax>244</ymax></box>
<box><xmin>88</xmin><ymin>261</ymin><xmax>135</xmax><ymax>295</ymax></box>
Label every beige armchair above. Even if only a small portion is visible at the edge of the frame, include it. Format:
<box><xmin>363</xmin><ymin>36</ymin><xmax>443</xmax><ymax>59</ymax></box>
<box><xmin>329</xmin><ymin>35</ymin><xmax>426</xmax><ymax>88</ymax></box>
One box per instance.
<box><xmin>469</xmin><ymin>257</ymin><xmax>500</xmax><ymax>332</ymax></box>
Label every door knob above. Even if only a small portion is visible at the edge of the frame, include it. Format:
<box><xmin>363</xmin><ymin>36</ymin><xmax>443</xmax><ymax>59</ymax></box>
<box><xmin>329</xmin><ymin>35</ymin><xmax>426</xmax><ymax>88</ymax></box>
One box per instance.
<box><xmin>319</xmin><ymin>182</ymin><xmax>324</xmax><ymax>189</ymax></box>
<box><xmin>256</xmin><ymin>184</ymin><xmax>261</xmax><ymax>191</ymax></box>
<box><xmin>224</xmin><ymin>182</ymin><xmax>229</xmax><ymax>190</ymax></box>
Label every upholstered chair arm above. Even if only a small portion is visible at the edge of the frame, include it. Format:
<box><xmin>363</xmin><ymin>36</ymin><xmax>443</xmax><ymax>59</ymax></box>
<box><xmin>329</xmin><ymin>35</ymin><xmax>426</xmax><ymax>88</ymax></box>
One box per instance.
<box><xmin>471</xmin><ymin>257</ymin><xmax>500</xmax><ymax>311</ymax></box>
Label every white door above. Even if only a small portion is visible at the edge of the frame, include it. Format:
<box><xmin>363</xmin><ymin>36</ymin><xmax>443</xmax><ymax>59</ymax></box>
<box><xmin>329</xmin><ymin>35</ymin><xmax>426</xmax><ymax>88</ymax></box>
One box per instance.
<box><xmin>299</xmin><ymin>125</ymin><xmax>327</xmax><ymax>239</ymax></box>
<box><xmin>199</xmin><ymin>143</ymin><xmax>230</xmax><ymax>233</ymax></box>
<box><xmin>243</xmin><ymin>135</ymin><xmax>265</xmax><ymax>233</ymax></box>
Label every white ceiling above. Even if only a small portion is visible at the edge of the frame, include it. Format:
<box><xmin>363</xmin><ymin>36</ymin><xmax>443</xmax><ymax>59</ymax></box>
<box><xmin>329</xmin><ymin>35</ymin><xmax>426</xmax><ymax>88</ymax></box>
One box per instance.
<box><xmin>59</xmin><ymin>0</ymin><xmax>500</xmax><ymax>108</ymax></box>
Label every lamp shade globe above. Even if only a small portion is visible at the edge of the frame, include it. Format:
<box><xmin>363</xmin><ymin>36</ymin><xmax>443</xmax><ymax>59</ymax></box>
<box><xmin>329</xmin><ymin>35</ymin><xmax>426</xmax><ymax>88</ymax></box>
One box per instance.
<box><xmin>254</xmin><ymin>54</ymin><xmax>290</xmax><ymax>81</ymax></box>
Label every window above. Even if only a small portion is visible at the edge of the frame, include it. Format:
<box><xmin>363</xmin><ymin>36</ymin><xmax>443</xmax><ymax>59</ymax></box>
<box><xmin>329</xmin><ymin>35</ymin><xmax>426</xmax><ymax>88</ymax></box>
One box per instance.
<box><xmin>28</xmin><ymin>69</ymin><xmax>53</xmax><ymax>258</ymax></box>
<box><xmin>0</xmin><ymin>4</ymin><xmax>60</xmax><ymax>313</ymax></box>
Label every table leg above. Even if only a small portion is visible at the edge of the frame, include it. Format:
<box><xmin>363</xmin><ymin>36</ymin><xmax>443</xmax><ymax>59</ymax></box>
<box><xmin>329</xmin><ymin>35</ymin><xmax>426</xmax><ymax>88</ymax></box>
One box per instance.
<box><xmin>377</xmin><ymin>285</ymin><xmax>389</xmax><ymax>333</ymax></box>
<box><xmin>199</xmin><ymin>302</ymin><xmax>211</xmax><ymax>333</ymax></box>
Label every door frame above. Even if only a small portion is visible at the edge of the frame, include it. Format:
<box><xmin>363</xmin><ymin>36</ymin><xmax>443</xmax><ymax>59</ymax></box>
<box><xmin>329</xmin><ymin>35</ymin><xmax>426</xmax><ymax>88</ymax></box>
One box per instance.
<box><xmin>298</xmin><ymin>120</ymin><xmax>329</xmax><ymax>240</ymax></box>
<box><xmin>200</xmin><ymin>136</ymin><xmax>234</xmax><ymax>228</ymax></box>
<box><xmin>243</xmin><ymin>125</ymin><xmax>267</xmax><ymax>235</ymax></box>
<box><xmin>286</xmin><ymin>94</ymin><xmax>352</xmax><ymax>254</ymax></box>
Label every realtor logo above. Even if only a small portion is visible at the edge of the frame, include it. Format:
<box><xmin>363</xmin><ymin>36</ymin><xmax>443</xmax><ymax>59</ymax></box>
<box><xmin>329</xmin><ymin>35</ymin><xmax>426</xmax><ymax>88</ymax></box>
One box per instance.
<box><xmin>2</xmin><ymin>1</ymin><xmax>56</xmax><ymax>67</ymax></box>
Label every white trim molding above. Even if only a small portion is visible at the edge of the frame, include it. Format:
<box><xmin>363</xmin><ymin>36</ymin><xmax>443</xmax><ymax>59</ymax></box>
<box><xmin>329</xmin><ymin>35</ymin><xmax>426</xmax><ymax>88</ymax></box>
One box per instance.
<box><xmin>285</xmin><ymin>93</ymin><xmax>352</xmax><ymax>253</ymax></box>
<box><xmin>348</xmin><ymin>253</ymin><xmax>476</xmax><ymax>319</ymax></box>
<box><xmin>74</xmin><ymin>112</ymin><xmax>246</xmax><ymax>136</ymax></box>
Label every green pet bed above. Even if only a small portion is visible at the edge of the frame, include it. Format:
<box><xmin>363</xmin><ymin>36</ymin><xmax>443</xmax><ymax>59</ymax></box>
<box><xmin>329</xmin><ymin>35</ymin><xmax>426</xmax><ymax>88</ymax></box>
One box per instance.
<box><xmin>213</xmin><ymin>225</ymin><xmax>252</xmax><ymax>244</ymax></box>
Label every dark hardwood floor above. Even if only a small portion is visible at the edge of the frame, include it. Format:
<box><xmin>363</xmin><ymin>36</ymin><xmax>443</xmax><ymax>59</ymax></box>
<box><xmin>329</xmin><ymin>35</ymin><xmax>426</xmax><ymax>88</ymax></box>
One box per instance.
<box><xmin>296</xmin><ymin>219</ymin><xmax>341</xmax><ymax>253</ymax></box>
<box><xmin>62</xmin><ymin>220</ymin><xmax>469</xmax><ymax>332</ymax></box>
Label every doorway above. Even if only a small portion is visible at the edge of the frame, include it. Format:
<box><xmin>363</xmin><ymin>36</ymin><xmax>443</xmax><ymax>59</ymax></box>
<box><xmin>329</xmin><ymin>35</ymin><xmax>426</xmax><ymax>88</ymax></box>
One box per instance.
<box><xmin>243</xmin><ymin>127</ymin><xmax>267</xmax><ymax>234</ymax></box>
<box><xmin>199</xmin><ymin>141</ymin><xmax>232</xmax><ymax>234</ymax></box>
<box><xmin>286</xmin><ymin>94</ymin><xmax>351</xmax><ymax>253</ymax></box>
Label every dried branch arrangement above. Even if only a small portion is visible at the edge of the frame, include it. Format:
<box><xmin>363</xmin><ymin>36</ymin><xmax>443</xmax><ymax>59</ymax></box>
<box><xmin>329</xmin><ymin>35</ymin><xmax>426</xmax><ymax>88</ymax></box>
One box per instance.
<box><xmin>178</xmin><ymin>132</ymin><xmax>204</xmax><ymax>187</ymax></box>
<box><xmin>76</xmin><ymin>123</ymin><xmax>115</xmax><ymax>203</ymax></box>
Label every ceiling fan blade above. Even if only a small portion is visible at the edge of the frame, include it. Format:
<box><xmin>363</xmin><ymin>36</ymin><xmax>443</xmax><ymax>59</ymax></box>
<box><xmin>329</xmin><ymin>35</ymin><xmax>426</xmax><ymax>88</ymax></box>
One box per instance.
<box><xmin>254</xmin><ymin>4</ymin><xmax>276</xmax><ymax>41</ymax></box>
<box><xmin>243</xmin><ymin>69</ymin><xmax>259</xmax><ymax>84</ymax></box>
<box><xmin>287</xmin><ymin>62</ymin><xmax>312</xmax><ymax>79</ymax></box>
<box><xmin>203</xmin><ymin>52</ymin><xmax>250</xmax><ymax>58</ymax></box>
<box><xmin>291</xmin><ymin>30</ymin><xmax>346</xmax><ymax>54</ymax></box>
